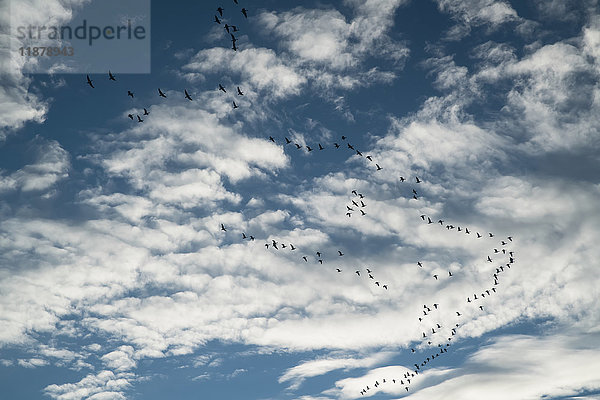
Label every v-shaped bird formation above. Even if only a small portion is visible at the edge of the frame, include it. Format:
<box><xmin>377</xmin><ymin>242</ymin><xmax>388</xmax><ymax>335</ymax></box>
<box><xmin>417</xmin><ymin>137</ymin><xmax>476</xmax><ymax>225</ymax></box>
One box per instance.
<box><xmin>82</xmin><ymin>1</ymin><xmax>520</xmax><ymax>397</ymax></box>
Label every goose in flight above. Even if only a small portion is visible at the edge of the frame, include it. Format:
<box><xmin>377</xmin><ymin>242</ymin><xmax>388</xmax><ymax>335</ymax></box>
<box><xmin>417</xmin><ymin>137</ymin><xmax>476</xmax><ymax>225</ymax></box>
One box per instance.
<box><xmin>241</xmin><ymin>8</ymin><xmax>248</xmax><ymax>18</ymax></box>
<box><xmin>137</xmin><ymin>115</ymin><xmax>143</xmax><ymax>122</ymax></box>
<box><xmin>221</xmin><ymin>224</ymin><xmax>226</xmax><ymax>231</ymax></box>
<box><xmin>158</xmin><ymin>88</ymin><xmax>167</xmax><ymax>98</ymax></box>
<box><xmin>214</xmin><ymin>15</ymin><xmax>222</xmax><ymax>24</ymax></box>
<box><xmin>108</xmin><ymin>71</ymin><xmax>116</xmax><ymax>81</ymax></box>
<box><xmin>219</xmin><ymin>84</ymin><xmax>227</xmax><ymax>93</ymax></box>
<box><xmin>237</xmin><ymin>86</ymin><xmax>244</xmax><ymax>95</ymax></box>
<box><xmin>185</xmin><ymin>89</ymin><xmax>193</xmax><ymax>101</ymax></box>
<box><xmin>217</xmin><ymin>7</ymin><xmax>224</xmax><ymax>16</ymax></box>
<box><xmin>128</xmin><ymin>90</ymin><xmax>134</xmax><ymax>98</ymax></box>
<box><xmin>416</xmin><ymin>176</ymin><xmax>421</xmax><ymax>183</ymax></box>
<box><xmin>232</xmin><ymin>101</ymin><xmax>239</xmax><ymax>109</ymax></box>
<box><xmin>86</xmin><ymin>75</ymin><xmax>94</xmax><ymax>88</ymax></box>
<box><xmin>376</xmin><ymin>164</ymin><xmax>382</xmax><ymax>171</ymax></box>
<box><xmin>128</xmin><ymin>114</ymin><xmax>134</xmax><ymax>120</ymax></box>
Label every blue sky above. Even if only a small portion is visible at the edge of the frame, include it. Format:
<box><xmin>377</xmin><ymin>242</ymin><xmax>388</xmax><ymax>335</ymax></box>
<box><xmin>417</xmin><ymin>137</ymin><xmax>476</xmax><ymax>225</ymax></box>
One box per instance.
<box><xmin>1</xmin><ymin>0</ymin><xmax>600</xmax><ymax>399</ymax></box>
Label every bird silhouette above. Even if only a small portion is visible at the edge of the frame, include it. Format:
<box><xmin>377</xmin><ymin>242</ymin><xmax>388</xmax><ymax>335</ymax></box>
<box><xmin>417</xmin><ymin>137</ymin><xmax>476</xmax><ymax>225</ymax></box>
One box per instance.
<box><xmin>233</xmin><ymin>101</ymin><xmax>239</xmax><ymax>109</ymax></box>
<box><xmin>217</xmin><ymin>7</ymin><xmax>224</xmax><ymax>16</ymax></box>
<box><xmin>128</xmin><ymin>114</ymin><xmax>134</xmax><ymax>120</ymax></box>
<box><xmin>185</xmin><ymin>89</ymin><xmax>193</xmax><ymax>101</ymax></box>
<box><xmin>376</xmin><ymin>164</ymin><xmax>382</xmax><ymax>171</ymax></box>
<box><xmin>219</xmin><ymin>84</ymin><xmax>227</xmax><ymax>93</ymax></box>
<box><xmin>108</xmin><ymin>71</ymin><xmax>116</xmax><ymax>81</ymax></box>
<box><xmin>214</xmin><ymin>15</ymin><xmax>222</xmax><ymax>24</ymax></box>
<box><xmin>416</xmin><ymin>176</ymin><xmax>421</xmax><ymax>183</ymax></box>
<box><xmin>137</xmin><ymin>115</ymin><xmax>143</xmax><ymax>122</ymax></box>
<box><xmin>237</xmin><ymin>86</ymin><xmax>244</xmax><ymax>95</ymax></box>
<box><xmin>241</xmin><ymin>8</ymin><xmax>248</xmax><ymax>18</ymax></box>
<box><xmin>221</xmin><ymin>224</ymin><xmax>226</xmax><ymax>231</ymax></box>
<box><xmin>128</xmin><ymin>90</ymin><xmax>134</xmax><ymax>98</ymax></box>
<box><xmin>158</xmin><ymin>88</ymin><xmax>167</xmax><ymax>98</ymax></box>
<box><xmin>143</xmin><ymin>108</ymin><xmax>149</xmax><ymax>115</ymax></box>
<box><xmin>86</xmin><ymin>75</ymin><xmax>94</xmax><ymax>88</ymax></box>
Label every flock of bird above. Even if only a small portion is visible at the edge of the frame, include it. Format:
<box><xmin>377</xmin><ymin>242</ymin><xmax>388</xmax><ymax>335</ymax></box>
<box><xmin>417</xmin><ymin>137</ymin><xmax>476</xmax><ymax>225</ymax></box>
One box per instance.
<box><xmin>81</xmin><ymin>3</ymin><xmax>518</xmax><ymax>397</ymax></box>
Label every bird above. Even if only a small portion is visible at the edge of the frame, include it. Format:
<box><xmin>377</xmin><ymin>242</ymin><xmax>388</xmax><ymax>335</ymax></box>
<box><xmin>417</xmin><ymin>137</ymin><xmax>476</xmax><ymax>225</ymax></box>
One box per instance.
<box><xmin>233</xmin><ymin>101</ymin><xmax>239</xmax><ymax>109</ymax></box>
<box><xmin>224</xmin><ymin>24</ymin><xmax>230</xmax><ymax>33</ymax></box>
<box><xmin>143</xmin><ymin>108</ymin><xmax>149</xmax><ymax>115</ymax></box>
<box><xmin>303</xmin><ymin>256</ymin><xmax>308</xmax><ymax>262</ymax></box>
<box><xmin>487</xmin><ymin>256</ymin><xmax>492</xmax><ymax>262</ymax></box>
<box><xmin>417</xmin><ymin>262</ymin><xmax>423</xmax><ymax>268</ymax></box>
<box><xmin>334</xmin><ymin>143</ymin><xmax>340</xmax><ymax>148</ymax></box>
<box><xmin>508</xmin><ymin>236</ymin><xmax>513</xmax><ymax>241</ymax></box>
<box><xmin>348</xmin><ymin>143</ymin><xmax>355</xmax><ymax>150</ymax></box>
<box><xmin>306</xmin><ymin>146</ymin><xmax>313</xmax><ymax>152</ymax></box>
<box><xmin>433</xmin><ymin>274</ymin><xmax>438</xmax><ymax>280</ymax></box>
<box><xmin>214</xmin><ymin>15</ymin><xmax>222</xmax><ymax>24</ymax></box>
<box><xmin>399</xmin><ymin>176</ymin><xmax>405</xmax><ymax>182</ymax></box>
<box><xmin>221</xmin><ymin>224</ymin><xmax>226</xmax><ymax>231</ymax></box>
<box><xmin>242</xmin><ymin>233</ymin><xmax>247</xmax><ymax>239</ymax></box>
<box><xmin>366</xmin><ymin>155</ymin><xmax>372</xmax><ymax>161</ymax></box>
<box><xmin>355</xmin><ymin>270</ymin><xmax>360</xmax><ymax>276</ymax></box>
<box><xmin>448</xmin><ymin>271</ymin><xmax>453</xmax><ymax>277</ymax></box>
<box><xmin>336</xmin><ymin>268</ymin><xmax>342</xmax><ymax>273</ymax></box>
<box><xmin>376</xmin><ymin>164</ymin><xmax>382</xmax><ymax>171</ymax></box>
<box><xmin>456</xmin><ymin>312</ymin><xmax>461</xmax><ymax>316</ymax></box>
<box><xmin>219</xmin><ymin>84</ymin><xmax>227</xmax><ymax>93</ymax></box>
<box><xmin>108</xmin><ymin>71</ymin><xmax>116</xmax><ymax>81</ymax></box>
<box><xmin>416</xmin><ymin>176</ymin><xmax>421</xmax><ymax>183</ymax></box>
<box><xmin>383</xmin><ymin>285</ymin><xmax>388</xmax><ymax>290</ymax></box>
<box><xmin>232</xmin><ymin>41</ymin><xmax>237</xmax><ymax>51</ymax></box>
<box><xmin>237</xmin><ymin>86</ymin><xmax>244</xmax><ymax>95</ymax></box>
<box><xmin>128</xmin><ymin>114</ymin><xmax>134</xmax><ymax>120</ymax></box>
<box><xmin>231</xmin><ymin>33</ymin><xmax>237</xmax><ymax>43</ymax></box>
<box><xmin>421</xmin><ymin>215</ymin><xmax>426</xmax><ymax>220</ymax></box>
<box><xmin>241</xmin><ymin>8</ymin><xmax>248</xmax><ymax>18</ymax></box>
<box><xmin>137</xmin><ymin>115</ymin><xmax>143</xmax><ymax>122</ymax></box>
<box><xmin>128</xmin><ymin>90</ymin><xmax>134</xmax><ymax>98</ymax></box>
<box><xmin>290</xmin><ymin>244</ymin><xmax>296</xmax><ymax>250</ymax></box>
<box><xmin>338</xmin><ymin>251</ymin><xmax>344</xmax><ymax>256</ymax></box>
<box><xmin>477</xmin><ymin>232</ymin><xmax>482</xmax><ymax>238</ymax></box>
<box><xmin>319</xmin><ymin>143</ymin><xmax>324</xmax><ymax>150</ymax></box>
<box><xmin>360</xmin><ymin>210</ymin><xmax>366</xmax><ymax>216</ymax></box>
<box><xmin>158</xmin><ymin>88</ymin><xmax>167</xmax><ymax>98</ymax></box>
<box><xmin>316</xmin><ymin>251</ymin><xmax>321</xmax><ymax>257</ymax></box>
<box><xmin>232</xmin><ymin>25</ymin><xmax>239</xmax><ymax>32</ymax></box>
<box><xmin>269</xmin><ymin>136</ymin><xmax>275</xmax><ymax>142</ymax></box>
<box><xmin>86</xmin><ymin>75</ymin><xmax>94</xmax><ymax>88</ymax></box>
<box><xmin>185</xmin><ymin>89</ymin><xmax>193</xmax><ymax>101</ymax></box>
<box><xmin>217</xmin><ymin>6</ymin><xmax>224</xmax><ymax>17</ymax></box>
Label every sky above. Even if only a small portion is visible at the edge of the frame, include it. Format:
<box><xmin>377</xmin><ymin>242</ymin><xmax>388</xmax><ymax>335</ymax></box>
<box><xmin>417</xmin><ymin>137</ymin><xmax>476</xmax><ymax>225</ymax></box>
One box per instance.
<box><xmin>1</xmin><ymin>0</ymin><xmax>600</xmax><ymax>399</ymax></box>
